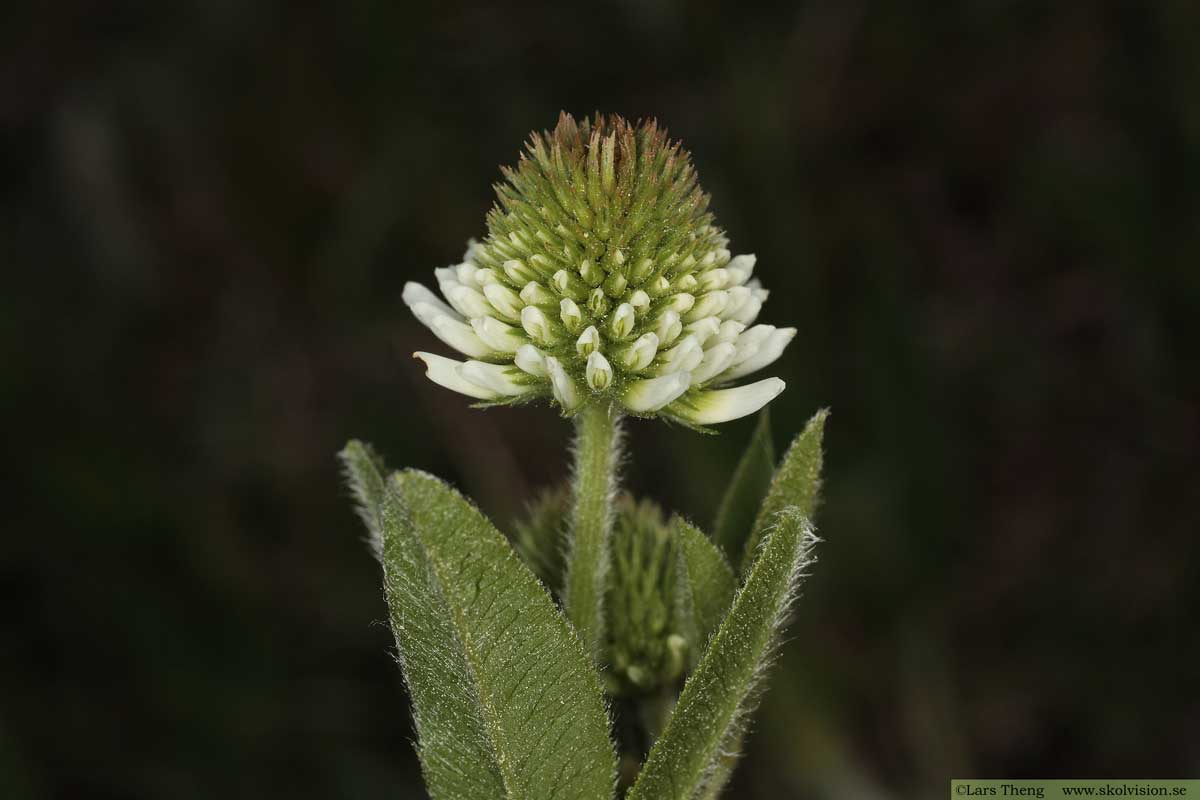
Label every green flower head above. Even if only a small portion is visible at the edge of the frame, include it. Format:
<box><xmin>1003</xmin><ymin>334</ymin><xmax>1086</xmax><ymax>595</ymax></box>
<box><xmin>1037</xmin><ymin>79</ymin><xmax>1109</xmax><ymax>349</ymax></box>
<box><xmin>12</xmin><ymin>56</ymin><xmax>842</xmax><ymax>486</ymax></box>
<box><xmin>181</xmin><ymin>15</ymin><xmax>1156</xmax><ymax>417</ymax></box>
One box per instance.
<box><xmin>404</xmin><ymin>113</ymin><xmax>794</xmax><ymax>425</ymax></box>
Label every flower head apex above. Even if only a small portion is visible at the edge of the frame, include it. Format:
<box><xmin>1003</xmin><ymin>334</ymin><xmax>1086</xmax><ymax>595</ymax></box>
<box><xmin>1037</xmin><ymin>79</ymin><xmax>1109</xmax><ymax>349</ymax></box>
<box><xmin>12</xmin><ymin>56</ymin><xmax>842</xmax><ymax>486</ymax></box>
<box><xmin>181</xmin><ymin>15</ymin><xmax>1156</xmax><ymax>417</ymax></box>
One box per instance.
<box><xmin>404</xmin><ymin>112</ymin><xmax>794</xmax><ymax>426</ymax></box>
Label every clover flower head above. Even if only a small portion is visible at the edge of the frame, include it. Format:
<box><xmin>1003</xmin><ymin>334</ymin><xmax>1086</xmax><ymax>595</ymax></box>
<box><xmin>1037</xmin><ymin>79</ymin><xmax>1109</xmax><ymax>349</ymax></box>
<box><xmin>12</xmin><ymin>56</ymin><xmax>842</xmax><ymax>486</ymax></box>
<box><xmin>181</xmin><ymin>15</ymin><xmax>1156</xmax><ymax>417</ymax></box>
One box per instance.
<box><xmin>404</xmin><ymin>113</ymin><xmax>795</xmax><ymax>426</ymax></box>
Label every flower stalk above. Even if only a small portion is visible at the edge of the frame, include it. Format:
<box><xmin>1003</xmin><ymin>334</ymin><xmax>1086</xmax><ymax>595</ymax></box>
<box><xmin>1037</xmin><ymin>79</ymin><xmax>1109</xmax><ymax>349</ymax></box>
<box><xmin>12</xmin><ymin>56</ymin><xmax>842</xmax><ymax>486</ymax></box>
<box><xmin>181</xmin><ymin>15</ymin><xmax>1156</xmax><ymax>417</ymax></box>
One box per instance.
<box><xmin>564</xmin><ymin>401</ymin><xmax>623</xmax><ymax>662</ymax></box>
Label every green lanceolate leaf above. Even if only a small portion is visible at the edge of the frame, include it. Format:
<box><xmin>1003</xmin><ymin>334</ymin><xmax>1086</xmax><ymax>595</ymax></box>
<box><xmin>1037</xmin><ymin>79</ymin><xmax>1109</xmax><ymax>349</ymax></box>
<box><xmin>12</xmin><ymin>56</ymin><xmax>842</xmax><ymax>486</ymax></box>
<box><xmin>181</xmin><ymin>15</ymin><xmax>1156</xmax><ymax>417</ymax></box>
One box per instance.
<box><xmin>339</xmin><ymin>439</ymin><xmax>388</xmax><ymax>559</ymax></box>
<box><xmin>341</xmin><ymin>444</ymin><xmax>616</xmax><ymax>800</ymax></box>
<box><xmin>740</xmin><ymin>408</ymin><xmax>828</xmax><ymax>575</ymax></box>
<box><xmin>628</xmin><ymin>509</ymin><xmax>818</xmax><ymax>800</ymax></box>
<box><xmin>673</xmin><ymin>518</ymin><xmax>737</xmax><ymax>670</ymax></box>
<box><xmin>711</xmin><ymin>410</ymin><xmax>775</xmax><ymax>562</ymax></box>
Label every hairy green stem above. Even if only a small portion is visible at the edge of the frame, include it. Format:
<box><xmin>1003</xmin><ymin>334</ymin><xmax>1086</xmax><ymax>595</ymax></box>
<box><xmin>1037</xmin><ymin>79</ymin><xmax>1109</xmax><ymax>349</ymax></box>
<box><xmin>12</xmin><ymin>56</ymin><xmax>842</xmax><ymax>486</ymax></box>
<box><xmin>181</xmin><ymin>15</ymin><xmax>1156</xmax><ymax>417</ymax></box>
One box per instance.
<box><xmin>564</xmin><ymin>402</ymin><xmax>622</xmax><ymax>663</ymax></box>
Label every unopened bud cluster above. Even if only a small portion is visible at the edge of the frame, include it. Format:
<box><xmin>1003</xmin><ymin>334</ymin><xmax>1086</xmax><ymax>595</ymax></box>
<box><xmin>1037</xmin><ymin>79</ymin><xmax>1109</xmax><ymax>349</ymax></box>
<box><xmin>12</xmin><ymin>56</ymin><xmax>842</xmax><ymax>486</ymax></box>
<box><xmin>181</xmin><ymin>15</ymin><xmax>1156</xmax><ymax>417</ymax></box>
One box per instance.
<box><xmin>606</xmin><ymin>498</ymin><xmax>686</xmax><ymax>694</ymax></box>
<box><xmin>405</xmin><ymin>113</ymin><xmax>795</xmax><ymax>425</ymax></box>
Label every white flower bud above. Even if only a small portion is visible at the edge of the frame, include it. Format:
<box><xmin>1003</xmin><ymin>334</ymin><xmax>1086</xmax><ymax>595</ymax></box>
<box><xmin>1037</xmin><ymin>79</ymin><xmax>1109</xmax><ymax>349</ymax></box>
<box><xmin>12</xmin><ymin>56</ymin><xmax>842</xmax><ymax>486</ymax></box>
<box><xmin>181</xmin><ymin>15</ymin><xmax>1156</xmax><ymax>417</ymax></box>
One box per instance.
<box><xmin>610</xmin><ymin>303</ymin><xmax>635</xmax><ymax>339</ymax></box>
<box><xmin>503</xmin><ymin>259</ymin><xmax>537</xmax><ymax>284</ymax></box>
<box><xmin>587</xmin><ymin>287</ymin><xmax>609</xmax><ymax>316</ymax></box>
<box><xmin>657</xmin><ymin>335</ymin><xmax>703</xmax><ymax>375</ymax></box>
<box><xmin>472</xmin><ymin>317</ymin><xmax>525</xmax><ymax>353</ymax></box>
<box><xmin>655</xmin><ymin>309</ymin><xmax>683</xmax><ymax>345</ymax></box>
<box><xmin>646</xmin><ymin>275</ymin><xmax>671</xmax><ymax>297</ymax></box>
<box><xmin>483</xmin><ymin>282</ymin><xmax>523</xmax><ymax>320</ymax></box>
<box><xmin>698</xmin><ymin>268</ymin><xmax>729</xmax><ymax>292</ymax></box>
<box><xmin>714</xmin><ymin>319</ymin><xmax>745</xmax><ymax>344</ymax></box>
<box><xmin>586</xmin><ymin>351</ymin><xmax>613</xmax><ymax>391</ymax></box>
<box><xmin>520</xmin><ymin>306</ymin><xmax>554</xmax><ymax>344</ymax></box>
<box><xmin>413</xmin><ymin>352</ymin><xmax>498</xmax><ymax>400</ymax></box>
<box><xmin>552</xmin><ymin>269</ymin><xmax>586</xmax><ymax>299</ymax></box>
<box><xmin>459</xmin><ymin>360</ymin><xmax>534</xmax><ymax>396</ymax></box>
<box><xmin>684</xmin><ymin>291</ymin><xmax>728</xmax><ymax>323</ymax></box>
<box><xmin>514</xmin><ymin>344</ymin><xmax>548</xmax><ymax>377</ymax></box>
<box><xmin>473</xmin><ymin>268</ymin><xmax>500</xmax><ymax>285</ymax></box>
<box><xmin>669</xmin><ymin>377</ymin><xmax>785</xmax><ymax>425</ymax></box>
<box><xmin>520</xmin><ymin>281</ymin><xmax>555</xmax><ymax>306</ymax></box>
<box><xmin>560</xmin><ymin>298</ymin><xmax>583</xmax><ymax>331</ymax></box>
<box><xmin>445</xmin><ymin>284</ymin><xmax>492</xmax><ymax>318</ymax></box>
<box><xmin>576</xmin><ymin>325</ymin><xmax>601</xmax><ymax>356</ymax></box>
<box><xmin>629</xmin><ymin>289</ymin><xmax>650</xmax><ymax>314</ymax></box>
<box><xmin>690</xmin><ymin>342</ymin><xmax>738</xmax><ymax>383</ymax></box>
<box><xmin>544</xmin><ymin>356</ymin><xmax>581</xmax><ymax>410</ymax></box>
<box><xmin>623</xmin><ymin>371</ymin><xmax>691</xmax><ymax>412</ymax></box>
<box><xmin>619</xmin><ymin>332</ymin><xmax>659</xmax><ymax>371</ymax></box>
<box><xmin>684</xmin><ymin>317</ymin><xmax>721</xmax><ymax>346</ymax></box>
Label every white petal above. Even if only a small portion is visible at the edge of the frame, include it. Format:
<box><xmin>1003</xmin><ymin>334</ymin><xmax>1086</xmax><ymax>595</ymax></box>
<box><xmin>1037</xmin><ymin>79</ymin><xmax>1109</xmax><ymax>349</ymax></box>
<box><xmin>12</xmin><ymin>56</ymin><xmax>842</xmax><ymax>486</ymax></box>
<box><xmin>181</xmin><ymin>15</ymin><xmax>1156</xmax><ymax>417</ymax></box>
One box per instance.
<box><xmin>720</xmin><ymin>327</ymin><xmax>796</xmax><ymax>381</ymax></box>
<box><xmin>514</xmin><ymin>344</ymin><xmax>548</xmax><ymax>377</ymax></box>
<box><xmin>459</xmin><ymin>360</ymin><xmax>534</xmax><ymax>396</ymax></box>
<box><xmin>471</xmin><ymin>317</ymin><xmax>525</xmax><ymax>353</ymax></box>
<box><xmin>713</xmin><ymin>320</ymin><xmax>746</xmax><ymax>345</ymax></box>
<box><xmin>728</xmin><ymin>253</ymin><xmax>756</xmax><ymax>280</ymax></box>
<box><xmin>657</xmin><ymin>335</ymin><xmax>703</xmax><ymax>375</ymax></box>
<box><xmin>674</xmin><ymin>275</ymin><xmax>699</xmax><ymax>292</ymax></box>
<box><xmin>684</xmin><ymin>317</ymin><xmax>721</xmax><ymax>346</ymax></box>
<box><xmin>434</xmin><ymin>268</ymin><xmax>460</xmax><ymax>294</ymax></box>
<box><xmin>455</xmin><ymin>262</ymin><xmax>480</xmax><ymax>287</ymax></box>
<box><xmin>462</xmin><ymin>239</ymin><xmax>482</xmax><ymax>264</ymax></box>
<box><xmin>722</xmin><ymin>286</ymin><xmax>752</xmax><ymax>319</ymax></box>
<box><xmin>691</xmin><ymin>342</ymin><xmax>737</xmax><ymax>384</ymax></box>
<box><xmin>620</xmin><ymin>332</ymin><xmax>659</xmax><ymax>371</ymax></box>
<box><xmin>655</xmin><ymin>309</ymin><xmax>683</xmax><ymax>346</ymax></box>
<box><xmin>629</xmin><ymin>289</ymin><xmax>650</xmax><ymax>314</ymax></box>
<box><xmin>622</xmin><ymin>371</ymin><xmax>692</xmax><ymax>413</ymax></box>
<box><xmin>665</xmin><ymin>292</ymin><xmax>695</xmax><ymax>314</ymax></box>
<box><xmin>413</xmin><ymin>307</ymin><xmax>494</xmax><ymax>359</ymax></box>
<box><xmin>699</xmin><ymin>268</ymin><xmax>730</xmax><ymax>292</ymax></box>
<box><xmin>403</xmin><ymin>281</ymin><xmax>460</xmax><ymax>322</ymax></box>
<box><xmin>413</xmin><ymin>352</ymin><xmax>499</xmax><ymax>400</ymax></box>
<box><xmin>684</xmin><ymin>291</ymin><xmax>728</xmax><ymax>323</ymax></box>
<box><xmin>729</xmin><ymin>325</ymin><xmax>776</xmax><ymax>367</ymax></box>
<box><xmin>586</xmin><ymin>351</ymin><xmax>613</xmax><ymax>390</ymax></box>
<box><xmin>544</xmin><ymin>356</ymin><xmax>581</xmax><ymax>410</ymax></box>
<box><xmin>483</xmin><ymin>282</ymin><xmax>523</xmax><ymax>320</ymax></box>
<box><xmin>669</xmin><ymin>377</ymin><xmax>785</xmax><ymax>425</ymax></box>
<box><xmin>730</xmin><ymin>294</ymin><xmax>763</xmax><ymax>325</ymax></box>
<box><xmin>445</xmin><ymin>284</ymin><xmax>492</xmax><ymax>318</ymax></box>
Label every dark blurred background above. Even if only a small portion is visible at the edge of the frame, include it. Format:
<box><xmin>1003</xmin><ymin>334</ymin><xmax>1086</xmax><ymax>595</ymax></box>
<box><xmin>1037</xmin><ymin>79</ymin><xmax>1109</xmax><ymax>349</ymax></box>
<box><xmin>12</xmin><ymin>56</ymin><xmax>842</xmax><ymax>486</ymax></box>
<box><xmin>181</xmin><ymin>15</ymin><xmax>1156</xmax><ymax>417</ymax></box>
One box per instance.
<box><xmin>3</xmin><ymin>1</ymin><xmax>1198</xmax><ymax>797</ymax></box>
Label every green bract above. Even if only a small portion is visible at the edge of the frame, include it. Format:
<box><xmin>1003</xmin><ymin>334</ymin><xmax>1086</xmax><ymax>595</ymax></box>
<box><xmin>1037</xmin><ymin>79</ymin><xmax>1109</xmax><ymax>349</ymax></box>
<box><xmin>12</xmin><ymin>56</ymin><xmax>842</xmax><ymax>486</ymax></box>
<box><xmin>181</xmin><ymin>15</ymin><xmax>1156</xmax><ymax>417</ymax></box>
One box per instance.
<box><xmin>404</xmin><ymin>113</ymin><xmax>795</xmax><ymax>425</ymax></box>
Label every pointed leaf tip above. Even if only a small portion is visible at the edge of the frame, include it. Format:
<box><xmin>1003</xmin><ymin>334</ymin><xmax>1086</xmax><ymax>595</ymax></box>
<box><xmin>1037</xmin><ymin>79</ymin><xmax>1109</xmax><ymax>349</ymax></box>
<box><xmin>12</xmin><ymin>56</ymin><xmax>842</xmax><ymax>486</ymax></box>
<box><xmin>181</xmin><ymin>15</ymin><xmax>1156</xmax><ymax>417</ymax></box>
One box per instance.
<box><xmin>740</xmin><ymin>407</ymin><xmax>828</xmax><ymax>575</ymax></box>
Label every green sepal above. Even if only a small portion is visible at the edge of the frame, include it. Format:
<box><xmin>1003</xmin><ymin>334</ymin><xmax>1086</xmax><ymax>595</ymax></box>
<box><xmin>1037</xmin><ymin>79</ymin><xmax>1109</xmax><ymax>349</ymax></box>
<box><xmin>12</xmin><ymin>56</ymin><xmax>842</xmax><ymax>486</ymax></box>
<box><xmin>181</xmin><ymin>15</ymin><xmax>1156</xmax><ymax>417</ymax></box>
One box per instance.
<box><xmin>711</xmin><ymin>409</ymin><xmax>775</xmax><ymax>562</ymax></box>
